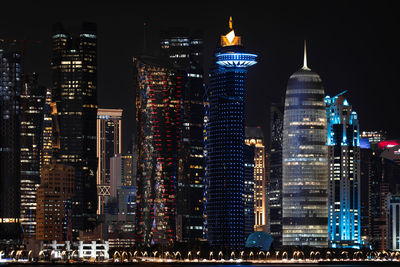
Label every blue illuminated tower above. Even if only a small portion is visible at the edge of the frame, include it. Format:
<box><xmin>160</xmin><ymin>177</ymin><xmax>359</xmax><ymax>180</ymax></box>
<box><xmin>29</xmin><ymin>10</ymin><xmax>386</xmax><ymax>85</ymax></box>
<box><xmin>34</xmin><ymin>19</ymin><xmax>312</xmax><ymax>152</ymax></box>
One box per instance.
<box><xmin>282</xmin><ymin>41</ymin><xmax>328</xmax><ymax>247</ymax></box>
<box><xmin>325</xmin><ymin>93</ymin><xmax>361</xmax><ymax>248</ymax></box>
<box><xmin>205</xmin><ymin>17</ymin><xmax>257</xmax><ymax>249</ymax></box>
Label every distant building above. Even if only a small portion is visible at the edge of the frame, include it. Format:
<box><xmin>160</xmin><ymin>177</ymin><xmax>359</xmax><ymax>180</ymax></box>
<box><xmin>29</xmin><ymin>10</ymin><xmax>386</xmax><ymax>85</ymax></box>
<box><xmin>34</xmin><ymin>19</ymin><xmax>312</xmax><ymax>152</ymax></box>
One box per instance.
<box><xmin>282</xmin><ymin>42</ymin><xmax>328</xmax><ymax>247</ymax></box>
<box><xmin>0</xmin><ymin>42</ymin><xmax>22</xmax><ymax>242</ymax></box>
<box><xmin>269</xmin><ymin>102</ymin><xmax>284</xmax><ymax>247</ymax></box>
<box><xmin>160</xmin><ymin>27</ymin><xmax>206</xmax><ymax>243</ymax></box>
<box><xmin>360</xmin><ymin>130</ymin><xmax>387</xmax><ymax>146</ymax></box>
<box><xmin>388</xmin><ymin>194</ymin><xmax>400</xmax><ymax>251</ymax></box>
<box><xmin>244</xmin><ymin>145</ymin><xmax>255</xmax><ymax>240</ymax></box>
<box><xmin>36</xmin><ymin>163</ymin><xmax>74</xmax><ymax>242</ymax></box>
<box><xmin>134</xmin><ymin>55</ymin><xmax>184</xmax><ymax>246</ymax></box>
<box><xmin>325</xmin><ymin>94</ymin><xmax>361</xmax><ymax>248</ymax></box>
<box><xmin>96</xmin><ymin>108</ymin><xmax>122</xmax><ymax>214</ymax></box>
<box><xmin>51</xmin><ymin>22</ymin><xmax>98</xmax><ymax>237</ymax></box>
<box><xmin>205</xmin><ymin>17</ymin><xmax>257</xmax><ymax>249</ymax></box>
<box><xmin>19</xmin><ymin>73</ymin><xmax>46</xmax><ymax>239</ymax></box>
<box><xmin>245</xmin><ymin>126</ymin><xmax>267</xmax><ymax>232</ymax></box>
<box><xmin>40</xmin><ymin>88</ymin><xmax>53</xmax><ymax>168</ymax></box>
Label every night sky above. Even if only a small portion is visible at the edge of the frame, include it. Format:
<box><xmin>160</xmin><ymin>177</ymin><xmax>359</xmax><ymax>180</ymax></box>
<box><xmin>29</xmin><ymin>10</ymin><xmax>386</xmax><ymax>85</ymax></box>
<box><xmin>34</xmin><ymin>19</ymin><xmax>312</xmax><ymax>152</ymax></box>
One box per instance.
<box><xmin>2</xmin><ymin>1</ymin><xmax>399</xmax><ymax>152</ymax></box>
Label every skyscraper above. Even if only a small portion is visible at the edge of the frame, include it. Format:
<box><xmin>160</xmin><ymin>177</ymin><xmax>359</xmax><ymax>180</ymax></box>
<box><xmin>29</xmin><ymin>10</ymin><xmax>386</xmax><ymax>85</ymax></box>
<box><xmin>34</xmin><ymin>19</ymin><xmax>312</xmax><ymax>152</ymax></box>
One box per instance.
<box><xmin>19</xmin><ymin>73</ymin><xmax>46</xmax><ymax>239</ymax></box>
<box><xmin>205</xmin><ymin>17</ymin><xmax>257</xmax><ymax>249</ymax></box>
<box><xmin>134</xmin><ymin>55</ymin><xmax>184</xmax><ymax>246</ymax></box>
<box><xmin>0</xmin><ymin>42</ymin><xmax>22</xmax><ymax>242</ymax></box>
<box><xmin>282</xmin><ymin>42</ymin><xmax>328</xmax><ymax>247</ymax></box>
<box><xmin>269</xmin><ymin>102</ymin><xmax>284</xmax><ymax>247</ymax></box>
<box><xmin>245</xmin><ymin>126</ymin><xmax>267</xmax><ymax>232</ymax></box>
<box><xmin>325</xmin><ymin>93</ymin><xmax>361</xmax><ymax>248</ymax></box>
<box><xmin>96</xmin><ymin>108</ymin><xmax>122</xmax><ymax>215</ymax></box>
<box><xmin>51</xmin><ymin>22</ymin><xmax>98</xmax><ymax>237</ymax></box>
<box><xmin>160</xmin><ymin>28</ymin><xmax>205</xmax><ymax>242</ymax></box>
<box><xmin>244</xmin><ymin>144</ymin><xmax>255</xmax><ymax>240</ymax></box>
<box><xmin>40</xmin><ymin>88</ymin><xmax>53</xmax><ymax>168</ymax></box>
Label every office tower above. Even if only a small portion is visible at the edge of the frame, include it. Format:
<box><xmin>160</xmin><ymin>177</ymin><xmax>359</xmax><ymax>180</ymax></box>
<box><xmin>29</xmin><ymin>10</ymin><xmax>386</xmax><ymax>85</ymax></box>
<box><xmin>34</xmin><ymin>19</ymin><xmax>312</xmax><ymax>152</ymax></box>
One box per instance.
<box><xmin>282</xmin><ymin>42</ymin><xmax>328</xmax><ymax>247</ymax></box>
<box><xmin>36</xmin><ymin>163</ymin><xmax>74</xmax><ymax>241</ymax></box>
<box><xmin>359</xmin><ymin>137</ymin><xmax>372</xmax><ymax>245</ymax></box>
<box><xmin>269</xmin><ymin>102</ymin><xmax>284</xmax><ymax>247</ymax></box>
<box><xmin>96</xmin><ymin>109</ymin><xmax>122</xmax><ymax>214</ymax></box>
<box><xmin>245</xmin><ymin>126</ymin><xmax>267</xmax><ymax>232</ymax></box>
<box><xmin>19</xmin><ymin>73</ymin><xmax>46</xmax><ymax>239</ymax></box>
<box><xmin>388</xmin><ymin>194</ymin><xmax>400</xmax><ymax>251</ymax></box>
<box><xmin>134</xmin><ymin>55</ymin><xmax>184</xmax><ymax>246</ymax></box>
<box><xmin>325</xmin><ymin>94</ymin><xmax>361</xmax><ymax>248</ymax></box>
<box><xmin>109</xmin><ymin>153</ymin><xmax>134</xmax><ymax>198</ymax></box>
<box><xmin>0</xmin><ymin>43</ymin><xmax>22</xmax><ymax>242</ymax></box>
<box><xmin>51</xmin><ymin>22</ymin><xmax>98</xmax><ymax>237</ymax></box>
<box><xmin>160</xmin><ymin>28</ymin><xmax>206</xmax><ymax>242</ymax></box>
<box><xmin>205</xmin><ymin>17</ymin><xmax>257</xmax><ymax>249</ymax></box>
<box><xmin>244</xmin><ymin>144</ymin><xmax>255</xmax><ymax>240</ymax></box>
<box><xmin>40</xmin><ymin>88</ymin><xmax>53</xmax><ymax>168</ymax></box>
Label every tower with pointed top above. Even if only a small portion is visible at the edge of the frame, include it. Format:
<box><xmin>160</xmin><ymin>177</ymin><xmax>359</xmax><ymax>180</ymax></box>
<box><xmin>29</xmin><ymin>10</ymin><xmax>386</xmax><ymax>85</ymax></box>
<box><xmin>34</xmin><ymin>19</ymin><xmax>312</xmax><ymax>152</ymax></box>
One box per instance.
<box><xmin>205</xmin><ymin>17</ymin><xmax>257</xmax><ymax>249</ymax></box>
<box><xmin>282</xmin><ymin>42</ymin><xmax>329</xmax><ymax>247</ymax></box>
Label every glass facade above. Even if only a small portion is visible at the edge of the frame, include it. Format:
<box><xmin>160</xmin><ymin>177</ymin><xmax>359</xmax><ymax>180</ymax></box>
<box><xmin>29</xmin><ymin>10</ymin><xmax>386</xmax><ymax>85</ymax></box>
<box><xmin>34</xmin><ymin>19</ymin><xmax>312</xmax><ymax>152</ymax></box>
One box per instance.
<box><xmin>325</xmin><ymin>95</ymin><xmax>361</xmax><ymax>248</ymax></box>
<box><xmin>51</xmin><ymin>22</ymin><xmax>98</xmax><ymax>237</ymax></box>
<box><xmin>20</xmin><ymin>73</ymin><xmax>46</xmax><ymax>239</ymax></box>
<box><xmin>0</xmin><ymin>43</ymin><xmax>22</xmax><ymax>242</ymax></box>
<box><xmin>160</xmin><ymin>28</ymin><xmax>206</xmax><ymax>242</ymax></box>
<box><xmin>282</xmin><ymin>51</ymin><xmax>328</xmax><ymax>247</ymax></box>
<box><xmin>269</xmin><ymin>102</ymin><xmax>284</xmax><ymax>247</ymax></box>
<box><xmin>244</xmin><ymin>144</ymin><xmax>255</xmax><ymax>240</ymax></box>
<box><xmin>205</xmin><ymin>18</ymin><xmax>257</xmax><ymax>249</ymax></box>
<box><xmin>134</xmin><ymin>56</ymin><xmax>183</xmax><ymax>246</ymax></box>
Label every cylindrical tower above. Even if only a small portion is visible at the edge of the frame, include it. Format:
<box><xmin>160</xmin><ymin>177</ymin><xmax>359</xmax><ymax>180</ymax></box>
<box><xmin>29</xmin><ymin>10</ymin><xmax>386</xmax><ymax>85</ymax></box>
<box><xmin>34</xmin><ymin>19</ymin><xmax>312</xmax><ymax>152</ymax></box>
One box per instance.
<box><xmin>282</xmin><ymin>42</ymin><xmax>328</xmax><ymax>247</ymax></box>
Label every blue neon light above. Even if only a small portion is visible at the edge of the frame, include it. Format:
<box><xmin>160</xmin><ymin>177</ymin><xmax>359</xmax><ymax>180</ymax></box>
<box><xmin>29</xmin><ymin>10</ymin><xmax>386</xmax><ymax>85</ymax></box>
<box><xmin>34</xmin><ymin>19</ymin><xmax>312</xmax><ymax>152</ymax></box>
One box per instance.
<box><xmin>216</xmin><ymin>52</ymin><xmax>257</xmax><ymax>68</ymax></box>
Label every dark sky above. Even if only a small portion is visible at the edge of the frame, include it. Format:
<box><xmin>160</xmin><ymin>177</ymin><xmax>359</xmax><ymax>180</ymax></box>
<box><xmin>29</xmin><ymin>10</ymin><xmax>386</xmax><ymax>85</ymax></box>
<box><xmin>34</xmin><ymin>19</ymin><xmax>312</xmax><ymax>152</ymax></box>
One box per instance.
<box><xmin>2</xmin><ymin>1</ymin><xmax>399</xmax><ymax>152</ymax></box>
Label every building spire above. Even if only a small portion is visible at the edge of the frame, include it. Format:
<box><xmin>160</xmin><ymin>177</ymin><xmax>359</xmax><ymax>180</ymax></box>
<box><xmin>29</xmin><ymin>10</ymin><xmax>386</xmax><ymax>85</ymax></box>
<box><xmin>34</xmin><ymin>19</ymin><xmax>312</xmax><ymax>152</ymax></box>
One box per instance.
<box><xmin>229</xmin><ymin>16</ymin><xmax>233</xmax><ymax>30</ymax></box>
<box><xmin>302</xmin><ymin>40</ymin><xmax>310</xmax><ymax>70</ymax></box>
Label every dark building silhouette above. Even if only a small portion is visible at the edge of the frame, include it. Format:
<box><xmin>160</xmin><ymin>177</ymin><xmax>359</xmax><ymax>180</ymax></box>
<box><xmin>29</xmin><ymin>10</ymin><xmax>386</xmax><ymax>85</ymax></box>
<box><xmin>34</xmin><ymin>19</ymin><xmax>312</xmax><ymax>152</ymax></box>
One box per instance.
<box><xmin>269</xmin><ymin>102</ymin><xmax>284</xmax><ymax>247</ymax></box>
<box><xmin>51</xmin><ymin>22</ymin><xmax>98</xmax><ymax>238</ymax></box>
<box><xmin>0</xmin><ymin>43</ymin><xmax>22</xmax><ymax>242</ymax></box>
<box><xmin>204</xmin><ymin>17</ymin><xmax>257</xmax><ymax>249</ymax></box>
<box><xmin>160</xmin><ymin>28</ymin><xmax>206</xmax><ymax>242</ymax></box>
<box><xmin>244</xmin><ymin>144</ymin><xmax>255</xmax><ymax>240</ymax></box>
<box><xmin>19</xmin><ymin>73</ymin><xmax>46</xmax><ymax>239</ymax></box>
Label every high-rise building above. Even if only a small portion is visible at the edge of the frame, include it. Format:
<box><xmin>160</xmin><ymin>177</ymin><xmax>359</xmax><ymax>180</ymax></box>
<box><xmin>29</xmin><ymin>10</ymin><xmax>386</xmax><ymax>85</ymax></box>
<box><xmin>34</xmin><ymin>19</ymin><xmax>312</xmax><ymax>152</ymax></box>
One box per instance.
<box><xmin>360</xmin><ymin>130</ymin><xmax>387</xmax><ymax>145</ymax></box>
<box><xmin>19</xmin><ymin>73</ymin><xmax>46</xmax><ymax>239</ymax></box>
<box><xmin>110</xmin><ymin>153</ymin><xmax>135</xmax><ymax>198</ymax></box>
<box><xmin>325</xmin><ymin>94</ymin><xmax>361</xmax><ymax>248</ymax></box>
<box><xmin>134</xmin><ymin>55</ymin><xmax>184</xmax><ymax>246</ymax></box>
<box><xmin>205</xmin><ymin>17</ymin><xmax>257</xmax><ymax>249</ymax></box>
<box><xmin>359</xmin><ymin>137</ymin><xmax>372</xmax><ymax>246</ymax></box>
<box><xmin>388</xmin><ymin>194</ymin><xmax>400</xmax><ymax>251</ymax></box>
<box><xmin>40</xmin><ymin>88</ymin><xmax>53</xmax><ymax>168</ymax></box>
<box><xmin>244</xmin><ymin>144</ymin><xmax>255</xmax><ymax>240</ymax></box>
<box><xmin>51</xmin><ymin>22</ymin><xmax>98</xmax><ymax>237</ymax></box>
<box><xmin>245</xmin><ymin>126</ymin><xmax>267</xmax><ymax>232</ymax></box>
<box><xmin>0</xmin><ymin>43</ymin><xmax>22</xmax><ymax>242</ymax></box>
<box><xmin>96</xmin><ymin>109</ymin><xmax>122</xmax><ymax>214</ymax></box>
<box><xmin>160</xmin><ymin>28</ymin><xmax>206</xmax><ymax>243</ymax></box>
<box><xmin>282</xmin><ymin>42</ymin><xmax>328</xmax><ymax>247</ymax></box>
<box><xmin>269</xmin><ymin>102</ymin><xmax>284</xmax><ymax>247</ymax></box>
<box><xmin>36</xmin><ymin>163</ymin><xmax>74</xmax><ymax>242</ymax></box>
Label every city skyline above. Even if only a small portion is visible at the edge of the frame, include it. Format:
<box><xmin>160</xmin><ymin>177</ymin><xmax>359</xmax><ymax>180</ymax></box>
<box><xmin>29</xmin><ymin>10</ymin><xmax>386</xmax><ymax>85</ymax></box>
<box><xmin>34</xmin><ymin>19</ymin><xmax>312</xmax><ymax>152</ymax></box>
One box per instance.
<box><xmin>2</xmin><ymin>1</ymin><xmax>399</xmax><ymax>151</ymax></box>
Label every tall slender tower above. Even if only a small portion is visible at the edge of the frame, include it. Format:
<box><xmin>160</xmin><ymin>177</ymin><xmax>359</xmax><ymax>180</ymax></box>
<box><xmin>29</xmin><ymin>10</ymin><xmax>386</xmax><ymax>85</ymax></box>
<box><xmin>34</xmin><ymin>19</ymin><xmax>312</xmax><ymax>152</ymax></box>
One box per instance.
<box><xmin>134</xmin><ymin>56</ymin><xmax>184</xmax><ymax>246</ymax></box>
<box><xmin>0</xmin><ymin>42</ymin><xmax>22</xmax><ymax>242</ymax></box>
<box><xmin>19</xmin><ymin>73</ymin><xmax>46</xmax><ymax>239</ymax></box>
<box><xmin>205</xmin><ymin>17</ymin><xmax>257</xmax><ymax>249</ymax></box>
<box><xmin>269</xmin><ymin>102</ymin><xmax>284</xmax><ymax>247</ymax></box>
<box><xmin>51</xmin><ymin>22</ymin><xmax>98</xmax><ymax>237</ymax></box>
<box><xmin>160</xmin><ymin>28</ymin><xmax>205</xmax><ymax>242</ymax></box>
<box><xmin>245</xmin><ymin>126</ymin><xmax>267</xmax><ymax>232</ymax></box>
<box><xmin>96</xmin><ymin>109</ymin><xmax>122</xmax><ymax>215</ymax></box>
<box><xmin>282</xmin><ymin>41</ymin><xmax>328</xmax><ymax>247</ymax></box>
<box><xmin>325</xmin><ymin>93</ymin><xmax>361</xmax><ymax>248</ymax></box>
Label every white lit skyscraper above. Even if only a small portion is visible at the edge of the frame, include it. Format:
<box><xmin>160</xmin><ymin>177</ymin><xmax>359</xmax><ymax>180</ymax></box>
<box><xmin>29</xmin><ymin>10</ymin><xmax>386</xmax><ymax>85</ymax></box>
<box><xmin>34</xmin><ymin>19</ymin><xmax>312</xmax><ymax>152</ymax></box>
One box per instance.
<box><xmin>282</xmin><ymin>42</ymin><xmax>328</xmax><ymax>247</ymax></box>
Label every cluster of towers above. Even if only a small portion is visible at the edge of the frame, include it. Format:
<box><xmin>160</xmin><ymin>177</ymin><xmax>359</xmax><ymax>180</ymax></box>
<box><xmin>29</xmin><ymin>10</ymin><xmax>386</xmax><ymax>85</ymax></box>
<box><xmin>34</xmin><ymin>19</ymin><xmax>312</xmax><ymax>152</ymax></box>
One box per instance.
<box><xmin>1</xmin><ymin>17</ymin><xmax>400</xmax><ymax>252</ymax></box>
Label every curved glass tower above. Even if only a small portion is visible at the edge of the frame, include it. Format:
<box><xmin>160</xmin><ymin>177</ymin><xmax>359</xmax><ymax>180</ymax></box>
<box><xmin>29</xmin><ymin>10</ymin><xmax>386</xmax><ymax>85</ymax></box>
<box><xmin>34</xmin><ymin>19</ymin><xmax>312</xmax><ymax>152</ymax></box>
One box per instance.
<box><xmin>205</xmin><ymin>17</ymin><xmax>257</xmax><ymax>249</ymax></box>
<box><xmin>282</xmin><ymin>42</ymin><xmax>328</xmax><ymax>247</ymax></box>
